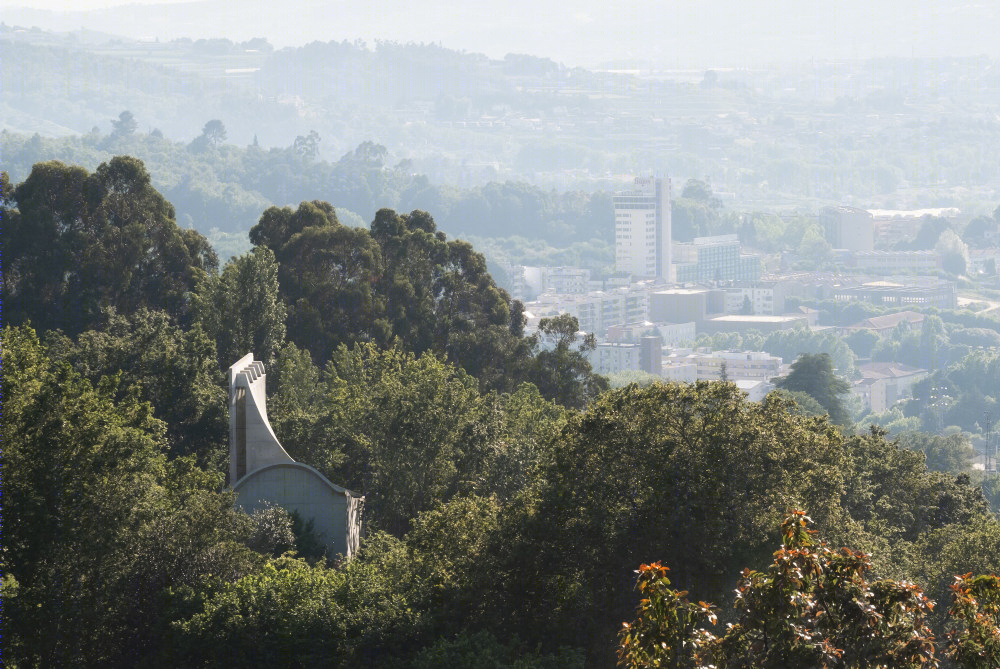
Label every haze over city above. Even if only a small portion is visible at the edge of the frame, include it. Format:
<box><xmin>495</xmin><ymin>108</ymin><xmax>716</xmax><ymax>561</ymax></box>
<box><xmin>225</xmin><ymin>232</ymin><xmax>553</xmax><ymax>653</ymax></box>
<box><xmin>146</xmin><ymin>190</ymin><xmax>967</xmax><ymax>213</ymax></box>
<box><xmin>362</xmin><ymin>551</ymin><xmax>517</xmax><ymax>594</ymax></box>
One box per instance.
<box><xmin>7</xmin><ymin>2</ymin><xmax>1000</xmax><ymax>667</ymax></box>
<box><xmin>6</xmin><ymin>0</ymin><xmax>1000</xmax><ymax>67</ymax></box>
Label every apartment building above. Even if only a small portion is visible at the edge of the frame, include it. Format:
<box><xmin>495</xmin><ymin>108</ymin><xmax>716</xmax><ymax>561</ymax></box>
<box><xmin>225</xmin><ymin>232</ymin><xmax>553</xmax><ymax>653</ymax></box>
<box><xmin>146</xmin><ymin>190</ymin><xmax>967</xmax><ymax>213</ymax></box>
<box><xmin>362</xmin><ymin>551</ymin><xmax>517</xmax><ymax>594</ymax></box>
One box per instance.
<box><xmin>614</xmin><ymin>176</ymin><xmax>672</xmax><ymax>279</ymax></box>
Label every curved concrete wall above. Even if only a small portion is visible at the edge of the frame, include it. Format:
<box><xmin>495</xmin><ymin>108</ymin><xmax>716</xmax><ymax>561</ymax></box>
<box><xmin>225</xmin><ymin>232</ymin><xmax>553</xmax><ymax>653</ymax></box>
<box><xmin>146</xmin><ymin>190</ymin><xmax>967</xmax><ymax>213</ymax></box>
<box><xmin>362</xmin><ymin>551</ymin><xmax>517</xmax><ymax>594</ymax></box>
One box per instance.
<box><xmin>228</xmin><ymin>353</ymin><xmax>364</xmax><ymax>558</ymax></box>
<box><xmin>234</xmin><ymin>463</ymin><xmax>358</xmax><ymax>558</ymax></box>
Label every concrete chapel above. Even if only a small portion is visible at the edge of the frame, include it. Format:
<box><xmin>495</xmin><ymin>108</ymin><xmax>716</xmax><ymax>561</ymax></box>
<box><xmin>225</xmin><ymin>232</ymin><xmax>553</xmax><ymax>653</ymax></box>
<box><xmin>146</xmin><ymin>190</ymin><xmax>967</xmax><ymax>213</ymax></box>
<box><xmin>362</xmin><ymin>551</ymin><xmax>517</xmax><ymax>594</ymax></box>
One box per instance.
<box><xmin>228</xmin><ymin>353</ymin><xmax>364</xmax><ymax>558</ymax></box>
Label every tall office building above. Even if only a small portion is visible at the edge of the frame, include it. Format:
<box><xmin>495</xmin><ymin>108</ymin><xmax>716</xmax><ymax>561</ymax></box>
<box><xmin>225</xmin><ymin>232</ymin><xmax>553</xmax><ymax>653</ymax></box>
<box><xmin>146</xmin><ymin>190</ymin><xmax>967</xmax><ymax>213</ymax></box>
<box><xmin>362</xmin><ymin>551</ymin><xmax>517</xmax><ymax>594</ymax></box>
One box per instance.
<box><xmin>614</xmin><ymin>177</ymin><xmax>672</xmax><ymax>280</ymax></box>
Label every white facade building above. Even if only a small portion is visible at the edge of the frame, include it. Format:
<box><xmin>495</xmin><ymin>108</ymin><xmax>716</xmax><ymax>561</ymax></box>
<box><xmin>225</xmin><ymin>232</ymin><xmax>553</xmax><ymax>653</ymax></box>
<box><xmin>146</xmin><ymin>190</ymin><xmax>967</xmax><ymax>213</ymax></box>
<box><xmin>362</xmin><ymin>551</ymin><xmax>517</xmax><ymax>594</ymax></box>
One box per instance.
<box><xmin>545</xmin><ymin>267</ymin><xmax>592</xmax><ymax>294</ymax></box>
<box><xmin>588</xmin><ymin>343</ymin><xmax>642</xmax><ymax>375</ymax></box>
<box><xmin>614</xmin><ymin>177</ymin><xmax>672</xmax><ymax>279</ymax></box>
<box><xmin>528</xmin><ymin>285</ymin><xmax>651</xmax><ymax>339</ymax></box>
<box><xmin>663</xmin><ymin>348</ymin><xmax>784</xmax><ymax>383</ymax></box>
<box><xmin>509</xmin><ymin>265</ymin><xmax>591</xmax><ymax>301</ymax></box>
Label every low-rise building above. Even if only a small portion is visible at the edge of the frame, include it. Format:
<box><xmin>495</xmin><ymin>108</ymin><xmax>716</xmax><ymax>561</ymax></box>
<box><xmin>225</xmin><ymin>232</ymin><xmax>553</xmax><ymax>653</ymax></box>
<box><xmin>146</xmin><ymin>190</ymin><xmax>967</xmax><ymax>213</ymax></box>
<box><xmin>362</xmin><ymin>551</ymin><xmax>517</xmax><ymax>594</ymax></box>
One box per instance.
<box><xmin>589</xmin><ymin>335</ymin><xmax>664</xmax><ymax>376</ymax></box>
<box><xmin>509</xmin><ymin>265</ymin><xmax>591</xmax><ymax>301</ymax></box>
<box><xmin>821</xmin><ymin>206</ymin><xmax>874</xmax><ymax>253</ymax></box>
<box><xmin>692</xmin><ymin>350</ymin><xmax>783</xmax><ymax>381</ymax></box>
<box><xmin>734</xmin><ymin>379</ymin><xmax>771</xmax><ymax>402</ymax></box>
<box><xmin>969</xmin><ymin>249</ymin><xmax>999</xmax><ymax>276</ymax></box>
<box><xmin>699</xmin><ymin>314</ymin><xmax>810</xmax><ymax>335</ymax></box>
<box><xmin>527</xmin><ymin>284</ymin><xmax>651</xmax><ymax>339</ymax></box>
<box><xmin>544</xmin><ymin>266</ymin><xmax>592</xmax><ymax>294</ymax></box>
<box><xmin>869</xmin><ymin>208</ymin><xmax>960</xmax><ymax>247</ymax></box>
<box><xmin>663</xmin><ymin>348</ymin><xmax>784</xmax><ymax>382</ymax></box>
<box><xmin>673</xmin><ymin>234</ymin><xmax>763</xmax><ymax>283</ymax></box>
<box><xmin>719</xmin><ymin>280</ymin><xmax>790</xmax><ymax>315</ymax></box>
<box><xmin>589</xmin><ymin>342</ymin><xmax>642</xmax><ymax>375</ymax></box>
<box><xmin>852</xmin><ymin>362</ymin><xmax>928</xmax><ymax>413</ymax></box>
<box><xmin>852</xmin><ymin>250</ymin><xmax>941</xmax><ymax>275</ymax></box>
<box><xmin>649</xmin><ymin>287</ymin><xmax>720</xmax><ymax>324</ymax></box>
<box><xmin>832</xmin><ymin>277</ymin><xmax>957</xmax><ymax>310</ymax></box>
<box><xmin>841</xmin><ymin>311</ymin><xmax>925</xmax><ymax>337</ymax></box>
<box><xmin>662</xmin><ymin>360</ymin><xmax>698</xmax><ymax>383</ymax></box>
<box><xmin>606</xmin><ymin>320</ymin><xmax>696</xmax><ymax>346</ymax></box>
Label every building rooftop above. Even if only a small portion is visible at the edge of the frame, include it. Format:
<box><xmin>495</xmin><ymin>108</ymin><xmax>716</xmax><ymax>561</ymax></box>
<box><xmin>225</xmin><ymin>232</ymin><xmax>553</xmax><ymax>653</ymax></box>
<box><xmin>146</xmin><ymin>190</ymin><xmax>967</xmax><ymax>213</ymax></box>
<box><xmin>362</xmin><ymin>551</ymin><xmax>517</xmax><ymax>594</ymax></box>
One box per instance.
<box><xmin>844</xmin><ymin>311</ymin><xmax>925</xmax><ymax>331</ymax></box>
<box><xmin>857</xmin><ymin>362</ymin><xmax>927</xmax><ymax>380</ymax></box>
<box><xmin>652</xmin><ymin>288</ymin><xmax>711</xmax><ymax>296</ymax></box>
<box><xmin>826</xmin><ymin>205</ymin><xmax>873</xmax><ymax>216</ymax></box>
<box><xmin>868</xmin><ymin>208</ymin><xmax>961</xmax><ymax>219</ymax></box>
<box><xmin>706</xmin><ymin>315</ymin><xmax>806</xmax><ymax>323</ymax></box>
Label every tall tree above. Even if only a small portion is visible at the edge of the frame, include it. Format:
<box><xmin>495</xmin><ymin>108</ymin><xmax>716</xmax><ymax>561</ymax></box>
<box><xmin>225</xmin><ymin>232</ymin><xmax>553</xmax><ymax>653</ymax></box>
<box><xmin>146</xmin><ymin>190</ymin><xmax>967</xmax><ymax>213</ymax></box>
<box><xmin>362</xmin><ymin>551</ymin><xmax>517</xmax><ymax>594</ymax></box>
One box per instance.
<box><xmin>319</xmin><ymin>342</ymin><xmax>487</xmax><ymax>535</ymax></box>
<box><xmin>619</xmin><ymin>512</ymin><xmax>940</xmax><ymax>669</ymax></box>
<box><xmin>45</xmin><ymin>307</ymin><xmax>228</xmax><ymax>463</ymax></box>
<box><xmin>775</xmin><ymin>352</ymin><xmax>852</xmax><ymax>426</ymax></box>
<box><xmin>201</xmin><ymin>119</ymin><xmax>227</xmax><ymax>147</ymax></box>
<box><xmin>525</xmin><ymin>313</ymin><xmax>607</xmax><ymax>408</ymax></box>
<box><xmin>496</xmin><ymin>383</ymin><xmax>849</xmax><ymax>664</ymax></box>
<box><xmin>2</xmin><ymin>324</ymin><xmax>259</xmax><ymax>666</ymax></box>
<box><xmin>111</xmin><ymin>110</ymin><xmax>137</xmax><ymax>138</ymax></box>
<box><xmin>4</xmin><ymin>158</ymin><xmax>213</xmax><ymax>335</ymax></box>
<box><xmin>196</xmin><ymin>245</ymin><xmax>287</xmax><ymax>368</ymax></box>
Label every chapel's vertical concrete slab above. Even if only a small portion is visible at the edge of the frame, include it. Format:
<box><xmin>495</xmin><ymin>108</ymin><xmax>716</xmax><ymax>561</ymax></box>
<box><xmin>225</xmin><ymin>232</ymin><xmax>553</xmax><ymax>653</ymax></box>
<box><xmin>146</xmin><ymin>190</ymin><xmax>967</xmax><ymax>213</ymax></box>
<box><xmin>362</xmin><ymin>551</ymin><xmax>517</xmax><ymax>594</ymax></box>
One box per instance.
<box><xmin>228</xmin><ymin>353</ymin><xmax>364</xmax><ymax>558</ymax></box>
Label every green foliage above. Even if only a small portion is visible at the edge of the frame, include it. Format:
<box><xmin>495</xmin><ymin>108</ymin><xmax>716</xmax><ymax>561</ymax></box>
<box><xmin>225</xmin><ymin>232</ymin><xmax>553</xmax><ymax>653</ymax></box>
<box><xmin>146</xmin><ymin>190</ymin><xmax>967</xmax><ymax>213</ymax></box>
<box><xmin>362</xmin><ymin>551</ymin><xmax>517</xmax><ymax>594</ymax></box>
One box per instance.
<box><xmin>502</xmin><ymin>382</ymin><xmax>849</xmax><ymax>663</ymax></box>
<box><xmin>904</xmin><ymin>348</ymin><xmax>1000</xmax><ymax>434</ymax></box>
<box><xmin>194</xmin><ymin>244</ymin><xmax>287</xmax><ymax>367</ymax></box>
<box><xmin>4</xmin><ymin>125</ymin><xmax>615</xmax><ymax>245</ymax></box>
<box><xmin>775</xmin><ymin>353</ymin><xmax>852</xmax><ymax>426</ymax></box>
<box><xmin>618</xmin><ymin>563</ymin><xmax>719</xmax><ymax>669</ymax></box>
<box><xmin>289</xmin><ymin>509</ymin><xmax>328</xmax><ymax>562</ymax></box>
<box><xmin>606</xmin><ymin>369</ymin><xmax>663</xmax><ymax>388</ymax></box>
<box><xmin>897</xmin><ymin>431</ymin><xmax>974</xmax><ymax>474</ymax></box>
<box><xmin>672</xmin><ymin>197</ymin><xmax>725</xmax><ymax>242</ymax></box>
<box><xmin>264</xmin><ymin>341</ymin><xmax>329</xmax><ymax>468</ymax></box>
<box><xmin>411</xmin><ymin>630</ymin><xmax>584</xmax><ymax>669</ymax></box>
<box><xmin>369</xmin><ymin>208</ymin><xmax>528</xmax><ymax>392</ymax></box>
<box><xmin>841</xmin><ymin>428</ymin><xmax>989</xmax><ymax>543</ymax></box>
<box><xmin>406</xmin><ymin>495</ymin><xmax>504</xmax><ymax>631</ymax></box>
<box><xmin>4</xmin><ymin>158</ymin><xmax>214</xmax><ymax>335</ymax></box>
<box><xmin>763</xmin><ymin>328</ymin><xmax>856</xmax><ymax>377</ymax></box>
<box><xmin>110</xmin><ymin>110</ymin><xmax>137</xmax><ymax>138</ymax></box>
<box><xmin>44</xmin><ymin>306</ymin><xmax>227</xmax><ymax>462</ymax></box>
<box><xmin>169</xmin><ymin>558</ymin><xmax>353</xmax><ymax>667</ymax></box>
<box><xmin>321</xmin><ymin>342</ymin><xmax>485</xmax><ymax>535</ymax></box>
<box><xmin>2</xmin><ymin>324</ymin><xmax>258</xmax><ymax>667</ymax></box>
<box><xmin>525</xmin><ymin>313</ymin><xmax>608</xmax><ymax>408</ymax></box>
<box><xmin>856</xmin><ymin>404</ymin><xmax>922</xmax><ymax>436</ymax></box>
<box><xmin>472</xmin><ymin>383</ymin><xmax>569</xmax><ymax>499</ymax></box>
<box><xmin>9</xmin><ymin>144</ymin><xmax>1000</xmax><ymax>668</ymax></box>
<box><xmin>724</xmin><ymin>512</ymin><xmax>938</xmax><ymax>668</ymax></box>
<box><xmin>845</xmin><ymin>328</ymin><xmax>879</xmax><ymax>358</ymax></box>
<box><xmin>620</xmin><ymin>512</ymin><xmax>939</xmax><ymax>669</ymax></box>
<box><xmin>200</xmin><ymin>119</ymin><xmax>227</xmax><ymax>147</ymax></box>
<box><xmin>948</xmin><ymin>573</ymin><xmax>1000</xmax><ymax>669</ymax></box>
<box><xmin>246</xmin><ymin>502</ymin><xmax>296</xmax><ymax>556</ymax></box>
<box><xmin>170</xmin><ymin>540</ymin><xmax>427</xmax><ymax>668</ymax></box>
<box><xmin>767</xmin><ymin>388</ymin><xmax>828</xmax><ymax>418</ymax></box>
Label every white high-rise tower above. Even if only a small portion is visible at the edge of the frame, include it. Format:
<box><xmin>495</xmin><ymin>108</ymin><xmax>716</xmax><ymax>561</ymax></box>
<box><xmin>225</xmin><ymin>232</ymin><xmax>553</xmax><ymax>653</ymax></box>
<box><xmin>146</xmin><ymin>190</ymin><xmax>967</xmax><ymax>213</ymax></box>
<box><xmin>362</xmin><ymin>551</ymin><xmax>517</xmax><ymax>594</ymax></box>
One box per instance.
<box><xmin>613</xmin><ymin>177</ymin><xmax>672</xmax><ymax>280</ymax></box>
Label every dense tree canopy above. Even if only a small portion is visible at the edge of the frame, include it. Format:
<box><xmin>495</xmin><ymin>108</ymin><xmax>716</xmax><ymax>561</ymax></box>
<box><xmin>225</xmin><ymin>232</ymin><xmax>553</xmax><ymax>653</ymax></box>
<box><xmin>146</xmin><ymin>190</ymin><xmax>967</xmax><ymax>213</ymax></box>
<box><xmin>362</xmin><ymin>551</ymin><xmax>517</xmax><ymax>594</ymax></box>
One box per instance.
<box><xmin>3</xmin><ymin>324</ymin><xmax>260</xmax><ymax>666</ymax></box>
<box><xmin>2</xmin><ymin>159</ymin><xmax>216</xmax><ymax>335</ymax></box>
<box><xmin>7</xmin><ymin>154</ymin><xmax>1000</xmax><ymax>669</ymax></box>
<box><xmin>775</xmin><ymin>352</ymin><xmax>852</xmax><ymax>426</ymax></box>
<box><xmin>248</xmin><ymin>201</ymin><xmax>576</xmax><ymax>395</ymax></box>
<box><xmin>619</xmin><ymin>513</ymin><xmax>939</xmax><ymax>669</ymax></box>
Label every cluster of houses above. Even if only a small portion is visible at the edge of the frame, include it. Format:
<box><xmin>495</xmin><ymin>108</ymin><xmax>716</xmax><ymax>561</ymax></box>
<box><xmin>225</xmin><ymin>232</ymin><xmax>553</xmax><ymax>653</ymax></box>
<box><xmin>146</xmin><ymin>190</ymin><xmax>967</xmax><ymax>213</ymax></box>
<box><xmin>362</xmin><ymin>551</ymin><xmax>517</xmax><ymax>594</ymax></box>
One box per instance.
<box><xmin>513</xmin><ymin>268</ymin><xmax>952</xmax><ymax>414</ymax></box>
<box><xmin>504</xmin><ymin>195</ymin><xmax>1000</xmax><ymax>416</ymax></box>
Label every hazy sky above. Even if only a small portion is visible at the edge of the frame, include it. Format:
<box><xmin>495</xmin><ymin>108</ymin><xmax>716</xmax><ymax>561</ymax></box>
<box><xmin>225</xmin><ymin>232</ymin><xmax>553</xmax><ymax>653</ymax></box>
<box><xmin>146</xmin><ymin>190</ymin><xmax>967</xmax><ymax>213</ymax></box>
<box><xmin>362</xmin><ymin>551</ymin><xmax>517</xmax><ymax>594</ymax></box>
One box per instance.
<box><xmin>2</xmin><ymin>0</ymin><xmax>191</xmax><ymax>7</ymax></box>
<box><xmin>4</xmin><ymin>0</ymin><xmax>999</xmax><ymax>68</ymax></box>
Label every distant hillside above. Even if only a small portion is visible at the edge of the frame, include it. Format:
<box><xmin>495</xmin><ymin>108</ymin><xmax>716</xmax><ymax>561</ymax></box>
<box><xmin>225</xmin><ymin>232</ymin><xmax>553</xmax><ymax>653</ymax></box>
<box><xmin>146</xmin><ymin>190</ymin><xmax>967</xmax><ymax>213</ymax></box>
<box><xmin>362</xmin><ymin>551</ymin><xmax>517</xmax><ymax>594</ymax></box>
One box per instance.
<box><xmin>6</xmin><ymin>0</ymin><xmax>1000</xmax><ymax>67</ymax></box>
